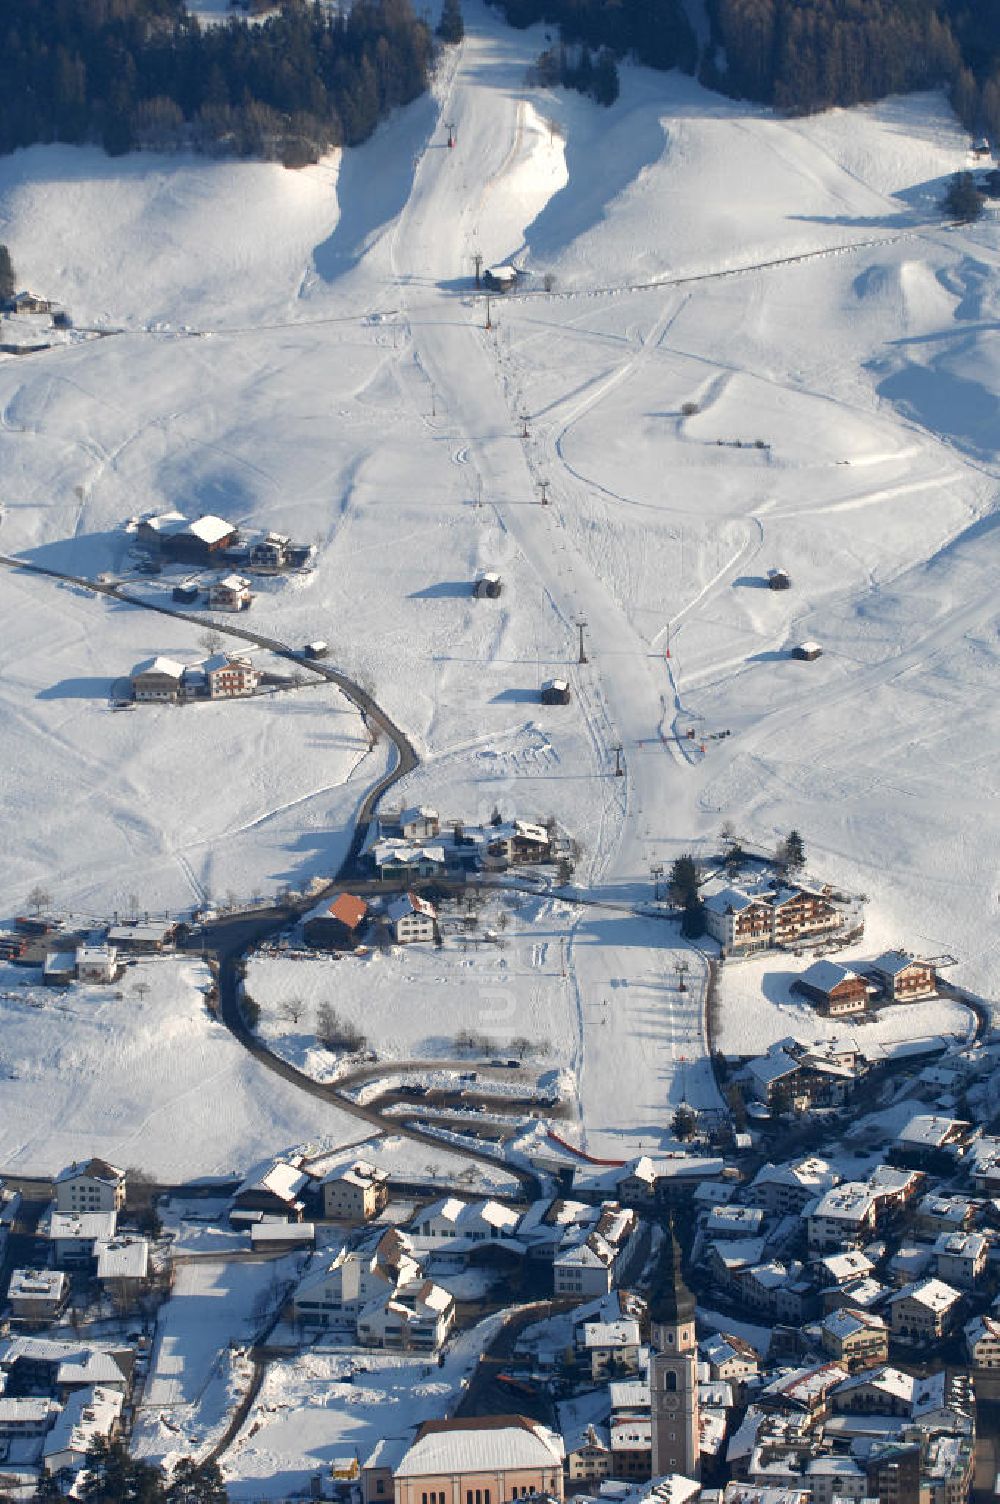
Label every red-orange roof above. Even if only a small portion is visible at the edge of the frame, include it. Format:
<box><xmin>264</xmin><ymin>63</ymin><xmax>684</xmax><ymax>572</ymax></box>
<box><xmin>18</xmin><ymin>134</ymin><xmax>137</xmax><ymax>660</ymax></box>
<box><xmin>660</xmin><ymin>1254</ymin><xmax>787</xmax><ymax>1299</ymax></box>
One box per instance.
<box><xmin>327</xmin><ymin>893</ymin><xmax>368</xmax><ymax>930</ymax></box>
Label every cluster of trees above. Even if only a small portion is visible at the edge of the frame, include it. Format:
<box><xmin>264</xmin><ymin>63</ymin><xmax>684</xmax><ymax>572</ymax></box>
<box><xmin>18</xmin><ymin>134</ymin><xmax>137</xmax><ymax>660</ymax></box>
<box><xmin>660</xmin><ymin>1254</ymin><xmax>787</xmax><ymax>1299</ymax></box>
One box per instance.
<box><xmin>16</xmin><ymin>1439</ymin><xmax>228</xmax><ymax>1503</ymax></box>
<box><xmin>703</xmin><ymin>0</ymin><xmax>1000</xmax><ymax>130</ymax></box>
<box><xmin>668</xmin><ymin>853</ymin><xmax>705</xmax><ymax>938</ymax></box>
<box><xmin>497</xmin><ymin>0</ymin><xmax>696</xmax><ymax>77</ymax></box>
<box><xmin>532</xmin><ymin>42</ymin><xmax>620</xmax><ymax>105</ymax></box>
<box><xmin>0</xmin><ymin>0</ymin><xmax>435</xmax><ymax>162</ymax></box>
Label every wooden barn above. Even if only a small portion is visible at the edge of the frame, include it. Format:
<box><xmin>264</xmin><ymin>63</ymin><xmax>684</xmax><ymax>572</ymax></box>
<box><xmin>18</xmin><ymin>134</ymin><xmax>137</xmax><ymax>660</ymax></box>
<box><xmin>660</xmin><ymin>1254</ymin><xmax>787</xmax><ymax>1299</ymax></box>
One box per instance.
<box><xmin>793</xmin><ymin>641</ymin><xmax>823</xmax><ymax>662</ymax></box>
<box><xmin>793</xmin><ymin>959</ymin><xmax>868</xmax><ymax>1017</ymax></box>
<box><xmin>474</xmin><ymin>572</ymin><xmax>502</xmax><ymax>598</ymax></box>
<box><xmin>540</xmin><ymin>678</ymin><xmax>571</xmax><ymax>705</ymax></box>
<box><xmin>768</xmin><ymin>569</ymin><xmax>791</xmax><ymax>590</ymax></box>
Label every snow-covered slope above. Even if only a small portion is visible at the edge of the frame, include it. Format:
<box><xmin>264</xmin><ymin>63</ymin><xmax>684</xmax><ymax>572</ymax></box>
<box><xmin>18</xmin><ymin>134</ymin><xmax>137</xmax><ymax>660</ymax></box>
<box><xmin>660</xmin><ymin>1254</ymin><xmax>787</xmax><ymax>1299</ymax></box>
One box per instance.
<box><xmin>1</xmin><ymin>0</ymin><xmax>998</xmax><ymax>1169</ymax></box>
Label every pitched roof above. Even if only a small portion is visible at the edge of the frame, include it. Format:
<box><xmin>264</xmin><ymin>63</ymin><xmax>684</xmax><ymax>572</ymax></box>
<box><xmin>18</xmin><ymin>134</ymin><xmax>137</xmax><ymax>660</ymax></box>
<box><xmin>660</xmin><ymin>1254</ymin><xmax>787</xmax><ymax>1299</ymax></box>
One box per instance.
<box><xmin>133</xmin><ymin>655</ymin><xmax>185</xmax><ymax>680</ymax></box>
<box><xmin>186</xmin><ymin>514</ymin><xmax>234</xmax><ymax>543</ymax></box>
<box><xmin>396</xmin><ymin>1417</ymin><xmax>563</xmax><ymax>1477</ymax></box>
<box><xmin>55</xmin><ymin>1159</ymin><xmax>124</xmax><ymax>1186</ymax></box>
<box><xmin>797</xmin><ymin>959</ymin><xmax>860</xmax><ymax>993</ymax></box>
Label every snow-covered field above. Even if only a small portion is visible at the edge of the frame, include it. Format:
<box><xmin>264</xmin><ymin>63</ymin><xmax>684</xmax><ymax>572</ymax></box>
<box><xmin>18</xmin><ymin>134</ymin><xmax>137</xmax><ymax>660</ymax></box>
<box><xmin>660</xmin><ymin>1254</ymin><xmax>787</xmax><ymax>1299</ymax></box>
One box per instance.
<box><xmin>0</xmin><ymin>956</ymin><xmax>373</xmax><ymax>1177</ymax></box>
<box><xmin>1</xmin><ymin>0</ymin><xmax>999</xmax><ymax>1177</ymax></box>
<box><xmin>133</xmin><ymin>1255</ymin><xmax>306</xmax><ymax>1466</ymax></box>
<box><xmin>220</xmin><ymin>1317</ymin><xmax>506</xmax><ymax>1500</ymax></box>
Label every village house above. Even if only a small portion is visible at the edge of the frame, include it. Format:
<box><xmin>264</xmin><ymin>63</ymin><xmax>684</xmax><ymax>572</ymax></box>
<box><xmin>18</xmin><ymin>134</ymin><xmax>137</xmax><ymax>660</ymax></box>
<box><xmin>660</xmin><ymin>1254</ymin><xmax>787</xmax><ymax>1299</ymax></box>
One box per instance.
<box><xmin>705</xmin><ymin>1205</ymin><xmax>767</xmax><ymax>1240</ymax></box>
<box><xmin>387</xmin><ymin>892</ymin><xmax>437</xmax><ymax>944</ymax></box>
<box><xmin>702</xmin><ymin>1333</ymin><xmax>760</xmax><ymax>1391</ymax></box>
<box><xmin>895</xmin><ymin>1115</ymin><xmax>972</xmax><ymax>1165</ymax></box>
<box><xmin>372</xmin><ymin>839</ymin><xmax>447</xmax><ymax>881</ymax></box>
<box><xmin>581</xmin><ymin>1318</ymin><xmax>642</xmax><ymax>1379</ymax></box>
<box><xmin>704</xmin><ymin>882</ymin><xmax>846</xmax><ymax>955</ymax></box>
<box><xmin>888</xmin><ymin>1278</ymin><xmax>962</xmax><ymax>1341</ymax></box>
<box><xmin>106</xmin><ymin>920</ymin><xmax>177</xmax><ymax>954</ymax></box>
<box><xmin>0</xmin><ymin>1396</ymin><xmax>58</xmax><ymax>1438</ymax></box>
<box><xmin>42</xmin><ymin>951</ymin><xmax>77</xmax><ymax>987</ymax></box>
<box><xmin>485</xmin><ymin>820</ymin><xmax>553</xmax><ymax>866</ymax></box>
<box><xmin>365</xmin><ymin>1415</ymin><xmax>565</xmax><ymax>1504</ymax></box>
<box><xmin>808</xmin><ymin>1184</ymin><xmax>878</xmax><ymax>1251</ymax></box>
<box><xmin>868</xmin><ymin>951</ymin><xmax>937</xmax><ymax>1001</ymax></box>
<box><xmin>130</xmin><ymin>655</ymin><xmax>185</xmax><ymax>703</ymax></box>
<box><xmin>805</xmin><ymin>1456</ymin><xmax>868</xmax><ymax>1504</ymax></box>
<box><xmin>914</xmin><ymin>1193</ymin><xmax>977</xmax><ymax>1237</ymax></box>
<box><xmin>55</xmin><ymin>1160</ymin><xmax>126</xmax><ymax>1215</ymax></box>
<box><xmin>817</xmin><ymin>1250</ymin><xmax>875</xmax><ymax>1287</ymax></box>
<box><xmin>819</xmin><ymin>1308</ymin><xmax>889</xmax><ymax>1373</ymax></box>
<box><xmin>751</xmin><ymin>1158</ymin><xmax>841</xmax><ymax>1216</ymax></box>
<box><xmin>231</xmin><ymin>1158</ymin><xmax>311</xmax><ymax>1221</ymax></box>
<box><xmin>322</xmin><ymin>1161</ymin><xmax>391</xmax><ymax>1223</ymax></box>
<box><xmin>292</xmin><ymin>1230</ymin><xmax>420</xmax><ymax>1326</ymax></box>
<box><xmin>969</xmin><ymin>1138</ymin><xmax>1000</xmax><ymax>1194</ymax></box>
<box><xmin>932</xmin><ymin>1230</ymin><xmax>989</xmax><ymax>1289</ymax></box>
<box><xmin>965</xmin><ymin>1313</ymin><xmax>1000</xmax><ymax>1368</ymax></box>
<box><xmin>202</xmin><ymin>653</ymin><xmax>261</xmax><ymax>699</ymax></box>
<box><xmin>357</xmin><ymin>1280</ymin><xmax>455</xmax><ymax>1353</ymax></box>
<box><xmin>95</xmin><ymin>1235</ymin><xmax>149</xmax><ymax>1297</ymax></box>
<box><xmin>6</xmin><ymin>1268</ymin><xmax>69</xmax><ymax>1324</ymax></box>
<box><xmin>208</xmin><ymin>572</ymin><xmax>253</xmax><ymax>612</ymax></box>
<box><xmin>248</xmin><ymin>532</ymin><xmax>290</xmax><ymax>572</ymax></box>
<box><xmin>140</xmin><ymin>512</ymin><xmax>237</xmax><ymax>564</ymax></box>
<box><xmin>47</xmin><ymin>1210</ymin><xmax>118</xmax><ymax>1266</ymax></box>
<box><xmin>399</xmin><ymin>807</ymin><xmax>441</xmax><ymax>841</ymax></box>
<box><xmin>793</xmin><ymin>960</ymin><xmax>869</xmax><ymax>1017</ymax></box>
<box><xmin>303</xmin><ymin>892</ymin><xmax>369</xmax><ymax>951</ymax></box>
<box><xmin>43</xmin><ymin>1384</ymin><xmax>123</xmax><ymax>1478</ymax></box>
<box><xmin>412</xmin><ymin>1197</ymin><xmax>521</xmax><ymax>1246</ymax></box>
<box><xmin>74</xmin><ymin>944</ymin><xmax>117</xmax><ymax>984</ymax></box>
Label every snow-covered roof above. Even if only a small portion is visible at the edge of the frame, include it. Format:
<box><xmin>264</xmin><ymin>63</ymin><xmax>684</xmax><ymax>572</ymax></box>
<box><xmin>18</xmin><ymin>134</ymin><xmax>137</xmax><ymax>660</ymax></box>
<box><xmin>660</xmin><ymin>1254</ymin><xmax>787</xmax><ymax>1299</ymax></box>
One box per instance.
<box><xmin>7</xmin><ymin>1268</ymin><xmax>67</xmax><ymax>1300</ymax></box>
<box><xmin>44</xmin><ymin>1385</ymin><xmax>123</xmax><ymax>1463</ymax></box>
<box><xmin>187</xmin><ymin>514</ymin><xmax>234</xmax><ymax>543</ymax></box>
<box><xmin>933</xmin><ymin>1230</ymin><xmax>987</xmax><ymax>1259</ymax></box>
<box><xmin>820</xmin><ymin>1250</ymin><xmax>873</xmax><ymax>1282</ymax></box>
<box><xmin>237</xmin><ymin>1158</ymin><xmax>310</xmax><ymax>1203</ymax></box>
<box><xmin>55</xmin><ymin>1159</ymin><xmax>124</xmax><ymax>1186</ymax></box>
<box><xmin>811</xmin><ymin>1182</ymin><xmax>875</xmax><ymax>1222</ymax></box>
<box><xmin>609</xmin><ymin>1379</ymin><xmax>651</xmax><ymax>1409</ymax></box>
<box><xmin>388</xmin><ymin>892</ymin><xmax>437</xmax><ymax>923</ymax></box>
<box><xmin>216</xmin><ymin>572</ymin><xmax>250</xmax><ymax>591</ymax></box>
<box><xmin>400</xmin><ymin>806</ymin><xmax>439</xmax><ymax>824</ymax></box>
<box><xmin>583</xmin><ymin>1318</ymin><xmax>641</xmax><ymax>1348</ymax></box>
<box><xmin>870</xmin><ymin>950</ymin><xmax>925</xmax><ymax>977</ymax></box>
<box><xmin>704</xmin><ymin>887</ymin><xmax>760</xmax><ymax>915</ymax></box>
<box><xmin>797</xmin><ymin>959</ymin><xmax>860</xmax><ymax>992</ymax></box>
<box><xmin>76</xmin><ymin>944</ymin><xmax>116</xmax><ymax>967</ymax></box>
<box><xmin>49</xmin><ymin>1211</ymin><xmax>117</xmax><ymax>1242</ymax></box>
<box><xmin>835</xmin><ymin>1365</ymin><xmax>913</xmax><ymax>1403</ymax></box>
<box><xmin>56</xmin><ymin>1351</ymin><xmax>128</xmax><ymax>1387</ymax></box>
<box><xmin>748</xmin><ymin>1049</ymin><xmax>799</xmax><ymax>1086</ymax></box>
<box><xmin>821</xmin><ymin>1306</ymin><xmax>886</xmax><ymax>1339</ymax></box>
<box><xmin>888</xmin><ymin>1276</ymin><xmax>961</xmax><ymax>1313</ymax></box>
<box><xmin>395</xmin><ymin>1418</ymin><xmax>564</xmax><ymax>1477</ymax></box>
<box><xmin>796</xmin><ymin>640</ymin><xmax>822</xmax><ymax>654</ymax></box>
<box><xmin>753</xmin><ymin>1157</ymin><xmax>838</xmax><ymax>1193</ymax></box>
<box><xmin>0</xmin><ymin>1396</ymin><xmax>56</xmax><ymax>1425</ymax></box>
<box><xmin>95</xmin><ymin>1236</ymin><xmax>148</xmax><ymax>1281</ymax></box>
<box><xmin>897</xmin><ymin>1114</ymin><xmax>968</xmax><ymax>1149</ymax></box>
<box><xmin>132</xmin><ymin>655</ymin><xmax>185</xmax><ymax>680</ymax></box>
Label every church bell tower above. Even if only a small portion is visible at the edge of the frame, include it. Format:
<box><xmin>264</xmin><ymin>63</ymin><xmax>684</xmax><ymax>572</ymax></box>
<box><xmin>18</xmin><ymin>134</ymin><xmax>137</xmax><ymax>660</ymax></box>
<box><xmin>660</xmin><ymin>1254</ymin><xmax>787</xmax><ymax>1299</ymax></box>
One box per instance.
<box><xmin>649</xmin><ymin>1225</ymin><xmax>700</xmax><ymax>1480</ymax></box>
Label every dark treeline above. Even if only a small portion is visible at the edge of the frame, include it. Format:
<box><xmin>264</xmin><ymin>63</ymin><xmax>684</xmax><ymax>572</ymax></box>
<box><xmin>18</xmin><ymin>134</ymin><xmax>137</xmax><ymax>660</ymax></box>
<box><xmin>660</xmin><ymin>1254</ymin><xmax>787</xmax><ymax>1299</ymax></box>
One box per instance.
<box><xmin>0</xmin><ymin>0</ymin><xmax>435</xmax><ymax>163</ymax></box>
<box><xmin>531</xmin><ymin>41</ymin><xmax>621</xmax><ymax>105</ymax></box>
<box><xmin>703</xmin><ymin>0</ymin><xmax>1000</xmax><ymax>135</ymax></box>
<box><xmin>495</xmin><ymin>0</ymin><xmax>697</xmax><ymax>76</ymax></box>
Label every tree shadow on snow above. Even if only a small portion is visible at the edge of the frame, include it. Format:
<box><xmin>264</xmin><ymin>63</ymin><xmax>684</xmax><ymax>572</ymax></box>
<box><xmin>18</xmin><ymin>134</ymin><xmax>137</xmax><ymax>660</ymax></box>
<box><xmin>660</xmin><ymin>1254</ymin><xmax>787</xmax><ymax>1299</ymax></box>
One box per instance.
<box><xmin>311</xmin><ymin>93</ymin><xmax>437</xmax><ymax>282</ymax></box>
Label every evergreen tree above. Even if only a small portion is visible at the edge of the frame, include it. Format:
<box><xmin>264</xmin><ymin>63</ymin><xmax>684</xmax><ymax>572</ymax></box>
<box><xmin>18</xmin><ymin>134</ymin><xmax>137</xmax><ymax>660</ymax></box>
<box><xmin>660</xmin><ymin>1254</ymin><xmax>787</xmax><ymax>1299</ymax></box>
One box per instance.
<box><xmin>592</xmin><ymin>48</ymin><xmax>620</xmax><ymax>104</ymax></box>
<box><xmin>672</xmin><ymin>1103</ymin><xmax>697</xmax><ymax>1140</ymax></box>
<box><xmin>668</xmin><ymin>853</ymin><xmax>700</xmax><ymax>907</ymax></box>
<box><xmin>166</xmin><ymin>1458</ymin><xmax>228</xmax><ymax>1504</ymax></box>
<box><xmin>781</xmin><ymin>828</ymin><xmax>806</xmax><ymax>873</ymax></box>
<box><xmin>80</xmin><ymin>1436</ymin><xmax>166</xmax><ymax>1503</ymax></box>
<box><xmin>942</xmin><ymin>170</ymin><xmax>985</xmax><ymax>221</ymax></box>
<box><xmin>437</xmin><ymin>0</ymin><xmax>465</xmax><ymax>44</ymax></box>
<box><xmin>681</xmin><ymin>892</ymin><xmax>706</xmax><ymax>938</ymax></box>
<box><xmin>0</xmin><ymin>244</ymin><xmax>14</xmax><ymax>301</ymax></box>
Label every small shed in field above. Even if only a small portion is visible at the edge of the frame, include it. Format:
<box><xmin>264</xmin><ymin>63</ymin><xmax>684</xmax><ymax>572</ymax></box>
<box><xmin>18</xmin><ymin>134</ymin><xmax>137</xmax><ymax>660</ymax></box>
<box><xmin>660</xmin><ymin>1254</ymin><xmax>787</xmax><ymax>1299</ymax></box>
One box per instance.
<box><xmin>474</xmin><ymin>572</ymin><xmax>502</xmax><ymax>598</ymax></box>
<box><xmin>484</xmin><ymin>265</ymin><xmax>517</xmax><ymax>293</ymax></box>
<box><xmin>541</xmin><ymin>678</ymin><xmax>571</xmax><ymax>705</ymax></box>
<box><xmin>793</xmin><ymin>641</ymin><xmax>822</xmax><ymax>662</ymax></box>
<box><xmin>768</xmin><ymin>569</ymin><xmax>791</xmax><ymax>591</ymax></box>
